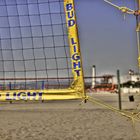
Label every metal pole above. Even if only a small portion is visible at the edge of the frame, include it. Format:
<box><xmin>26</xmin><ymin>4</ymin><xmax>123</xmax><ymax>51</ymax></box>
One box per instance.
<box><xmin>117</xmin><ymin>70</ymin><xmax>122</xmax><ymax>110</ymax></box>
<box><xmin>136</xmin><ymin>0</ymin><xmax>140</xmax><ymax>73</ymax></box>
<box><xmin>92</xmin><ymin>65</ymin><xmax>96</xmax><ymax>88</ymax></box>
<box><xmin>138</xmin><ymin>0</ymin><xmax>140</xmax><ymax>9</ymax></box>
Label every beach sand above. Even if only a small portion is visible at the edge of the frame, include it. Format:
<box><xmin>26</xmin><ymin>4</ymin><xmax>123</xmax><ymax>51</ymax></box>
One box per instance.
<box><xmin>0</xmin><ymin>93</ymin><xmax>140</xmax><ymax>140</ymax></box>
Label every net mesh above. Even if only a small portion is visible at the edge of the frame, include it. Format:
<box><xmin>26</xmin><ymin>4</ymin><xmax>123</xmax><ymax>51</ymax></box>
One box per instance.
<box><xmin>0</xmin><ymin>0</ymin><xmax>73</xmax><ymax>90</ymax></box>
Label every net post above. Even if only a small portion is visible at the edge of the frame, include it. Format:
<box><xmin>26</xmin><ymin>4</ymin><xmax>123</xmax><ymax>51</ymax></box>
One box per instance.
<box><xmin>117</xmin><ymin>70</ymin><xmax>122</xmax><ymax>110</ymax></box>
<box><xmin>64</xmin><ymin>0</ymin><xmax>86</xmax><ymax>100</ymax></box>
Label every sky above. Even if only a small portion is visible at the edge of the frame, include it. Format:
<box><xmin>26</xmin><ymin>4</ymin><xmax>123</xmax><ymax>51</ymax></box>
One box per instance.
<box><xmin>75</xmin><ymin>0</ymin><xmax>138</xmax><ymax>76</ymax></box>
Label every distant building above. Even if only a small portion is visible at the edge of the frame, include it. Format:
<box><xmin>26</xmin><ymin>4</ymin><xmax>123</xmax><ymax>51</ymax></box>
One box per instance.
<box><xmin>119</xmin><ymin>70</ymin><xmax>140</xmax><ymax>93</ymax></box>
<box><xmin>120</xmin><ymin>69</ymin><xmax>140</xmax><ymax>83</ymax></box>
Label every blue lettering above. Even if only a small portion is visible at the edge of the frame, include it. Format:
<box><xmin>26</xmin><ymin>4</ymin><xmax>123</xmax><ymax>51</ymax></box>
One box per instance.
<box><xmin>17</xmin><ymin>92</ymin><xmax>26</xmax><ymax>97</ymax></box>
<box><xmin>27</xmin><ymin>92</ymin><xmax>36</xmax><ymax>100</ymax></box>
<box><xmin>74</xmin><ymin>70</ymin><xmax>80</xmax><ymax>76</ymax></box>
<box><xmin>39</xmin><ymin>92</ymin><xmax>43</xmax><ymax>97</ymax></box>
<box><xmin>66</xmin><ymin>4</ymin><xmax>73</xmax><ymax>11</ymax></box>
<box><xmin>71</xmin><ymin>38</ymin><xmax>77</xmax><ymax>45</ymax></box>
<box><xmin>73</xmin><ymin>46</ymin><xmax>77</xmax><ymax>52</ymax></box>
<box><xmin>27</xmin><ymin>92</ymin><xmax>36</xmax><ymax>97</ymax></box>
<box><xmin>5</xmin><ymin>92</ymin><xmax>43</xmax><ymax>101</ymax></box>
<box><xmin>72</xmin><ymin>53</ymin><xmax>80</xmax><ymax>61</ymax></box>
<box><xmin>6</xmin><ymin>93</ymin><xmax>11</xmax><ymax>100</ymax></box>
<box><xmin>38</xmin><ymin>92</ymin><xmax>43</xmax><ymax>100</ymax></box>
<box><xmin>6</xmin><ymin>93</ymin><xmax>9</xmax><ymax>96</ymax></box>
<box><xmin>68</xmin><ymin>11</ymin><xmax>74</xmax><ymax>18</ymax></box>
<box><xmin>73</xmin><ymin>61</ymin><xmax>81</xmax><ymax>69</ymax></box>
<box><xmin>68</xmin><ymin>20</ymin><xmax>75</xmax><ymax>27</ymax></box>
<box><xmin>13</xmin><ymin>93</ymin><xmax>16</xmax><ymax>100</ymax></box>
<box><xmin>17</xmin><ymin>92</ymin><xmax>26</xmax><ymax>100</ymax></box>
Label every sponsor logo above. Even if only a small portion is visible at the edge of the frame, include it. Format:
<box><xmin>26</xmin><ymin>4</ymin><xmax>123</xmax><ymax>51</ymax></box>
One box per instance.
<box><xmin>66</xmin><ymin>3</ymin><xmax>81</xmax><ymax>76</ymax></box>
<box><xmin>5</xmin><ymin>92</ymin><xmax>43</xmax><ymax>100</ymax></box>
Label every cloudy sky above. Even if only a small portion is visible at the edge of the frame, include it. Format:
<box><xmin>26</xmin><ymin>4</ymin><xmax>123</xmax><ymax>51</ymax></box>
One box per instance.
<box><xmin>75</xmin><ymin>0</ymin><xmax>137</xmax><ymax>76</ymax></box>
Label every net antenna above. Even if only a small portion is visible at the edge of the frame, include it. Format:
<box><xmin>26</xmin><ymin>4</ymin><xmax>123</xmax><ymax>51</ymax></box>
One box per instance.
<box><xmin>0</xmin><ymin>0</ymin><xmax>86</xmax><ymax>101</ymax></box>
<box><xmin>104</xmin><ymin>0</ymin><xmax>140</xmax><ymax>73</ymax></box>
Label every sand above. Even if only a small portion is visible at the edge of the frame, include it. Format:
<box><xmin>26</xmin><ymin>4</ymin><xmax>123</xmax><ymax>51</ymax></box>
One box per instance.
<box><xmin>0</xmin><ymin>93</ymin><xmax>140</xmax><ymax>140</ymax></box>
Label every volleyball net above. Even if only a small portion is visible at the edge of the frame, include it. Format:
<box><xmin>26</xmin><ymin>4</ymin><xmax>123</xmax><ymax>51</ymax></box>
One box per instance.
<box><xmin>0</xmin><ymin>0</ymin><xmax>85</xmax><ymax>101</ymax></box>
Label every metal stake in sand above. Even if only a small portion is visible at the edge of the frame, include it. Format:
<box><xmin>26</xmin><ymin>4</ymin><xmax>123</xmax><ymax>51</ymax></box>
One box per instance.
<box><xmin>117</xmin><ymin>70</ymin><xmax>122</xmax><ymax>110</ymax></box>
